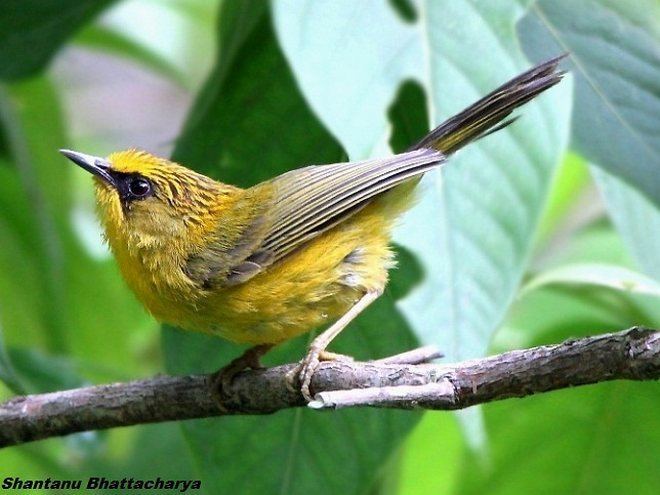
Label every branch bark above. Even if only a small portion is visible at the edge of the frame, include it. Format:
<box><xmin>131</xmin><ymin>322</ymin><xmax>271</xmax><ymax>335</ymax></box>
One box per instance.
<box><xmin>1</xmin><ymin>327</ymin><xmax>658</xmax><ymax>448</ymax></box>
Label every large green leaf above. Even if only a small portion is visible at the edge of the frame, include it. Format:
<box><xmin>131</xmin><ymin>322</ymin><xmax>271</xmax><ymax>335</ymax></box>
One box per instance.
<box><xmin>0</xmin><ymin>77</ymin><xmax>154</xmax><ymax>373</ymax></box>
<box><xmin>457</xmin><ymin>378</ymin><xmax>660</xmax><ymax>495</ymax></box>
<box><xmin>459</xmin><ymin>289</ymin><xmax>660</xmax><ymax>494</ymax></box>
<box><xmin>519</xmin><ymin>0</ymin><xmax>660</xmax><ymax>321</ymax></box>
<box><xmin>273</xmin><ymin>0</ymin><xmax>572</xmax><ymax>363</ymax></box>
<box><xmin>523</xmin><ymin>262</ymin><xmax>660</xmax><ymax>298</ymax></box>
<box><xmin>519</xmin><ymin>0</ymin><xmax>660</xmax><ymax>206</ymax></box>
<box><xmin>164</xmin><ymin>2</ymin><xmax>423</xmax><ymax>493</ymax></box>
<box><xmin>534</xmin><ymin>152</ymin><xmax>590</xmax><ymax>247</ymax></box>
<box><xmin>74</xmin><ymin>25</ymin><xmax>185</xmax><ymax>86</ymax></box>
<box><xmin>0</xmin><ymin>80</ymin><xmax>72</xmax><ymax>353</ymax></box>
<box><xmin>593</xmin><ymin>167</ymin><xmax>660</xmax><ymax>282</ymax></box>
<box><xmin>0</xmin><ymin>323</ymin><xmax>23</xmax><ymax>394</ymax></box>
<box><xmin>0</xmin><ymin>0</ymin><xmax>116</xmax><ymax>80</ymax></box>
<box><xmin>399</xmin><ymin>219</ymin><xmax>660</xmax><ymax>495</ymax></box>
<box><xmin>0</xmin><ymin>73</ymin><xmax>184</xmax><ymax>483</ymax></box>
<box><xmin>507</xmin><ymin>219</ymin><xmax>660</xmax><ymax>339</ymax></box>
<box><xmin>456</xmin><ymin>219</ymin><xmax>660</xmax><ymax>494</ymax></box>
<box><xmin>398</xmin><ymin>412</ymin><xmax>463</xmax><ymax>495</ymax></box>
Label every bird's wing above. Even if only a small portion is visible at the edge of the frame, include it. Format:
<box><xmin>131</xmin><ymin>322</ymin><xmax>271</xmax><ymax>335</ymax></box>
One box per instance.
<box><xmin>221</xmin><ymin>148</ymin><xmax>444</xmax><ymax>285</ymax></box>
<box><xmin>185</xmin><ymin>148</ymin><xmax>444</xmax><ymax>288</ymax></box>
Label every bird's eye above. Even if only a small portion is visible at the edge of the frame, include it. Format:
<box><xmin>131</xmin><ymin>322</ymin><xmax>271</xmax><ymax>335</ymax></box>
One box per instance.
<box><xmin>128</xmin><ymin>177</ymin><xmax>152</xmax><ymax>198</ymax></box>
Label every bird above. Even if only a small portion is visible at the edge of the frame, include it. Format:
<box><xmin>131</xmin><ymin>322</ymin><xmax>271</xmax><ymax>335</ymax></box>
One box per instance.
<box><xmin>61</xmin><ymin>55</ymin><xmax>565</xmax><ymax>402</ymax></box>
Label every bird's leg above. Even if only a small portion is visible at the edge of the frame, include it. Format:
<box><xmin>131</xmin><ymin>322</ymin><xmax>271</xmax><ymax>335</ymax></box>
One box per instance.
<box><xmin>292</xmin><ymin>290</ymin><xmax>381</xmax><ymax>401</ymax></box>
<box><xmin>212</xmin><ymin>343</ymin><xmax>274</xmax><ymax>408</ymax></box>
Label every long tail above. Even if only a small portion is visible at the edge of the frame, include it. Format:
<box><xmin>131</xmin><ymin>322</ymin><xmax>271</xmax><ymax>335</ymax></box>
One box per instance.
<box><xmin>410</xmin><ymin>54</ymin><xmax>567</xmax><ymax>155</ymax></box>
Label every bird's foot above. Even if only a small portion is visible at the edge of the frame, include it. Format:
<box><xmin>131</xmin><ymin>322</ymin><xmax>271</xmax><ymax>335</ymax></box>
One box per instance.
<box><xmin>211</xmin><ymin>344</ymin><xmax>273</xmax><ymax>411</ymax></box>
<box><xmin>286</xmin><ymin>349</ymin><xmax>354</xmax><ymax>401</ymax></box>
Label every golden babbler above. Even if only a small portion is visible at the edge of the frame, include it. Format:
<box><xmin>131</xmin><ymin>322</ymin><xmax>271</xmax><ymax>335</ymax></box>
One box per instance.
<box><xmin>61</xmin><ymin>56</ymin><xmax>565</xmax><ymax>401</ymax></box>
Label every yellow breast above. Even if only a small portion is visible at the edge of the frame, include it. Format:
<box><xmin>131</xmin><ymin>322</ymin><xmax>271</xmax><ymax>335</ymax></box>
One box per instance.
<box><xmin>110</xmin><ymin>190</ymin><xmax>407</xmax><ymax>345</ymax></box>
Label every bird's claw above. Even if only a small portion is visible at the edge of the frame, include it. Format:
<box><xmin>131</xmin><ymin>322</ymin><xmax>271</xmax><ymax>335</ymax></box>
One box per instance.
<box><xmin>211</xmin><ymin>360</ymin><xmax>248</xmax><ymax>412</ymax></box>
<box><xmin>210</xmin><ymin>344</ymin><xmax>273</xmax><ymax>411</ymax></box>
<box><xmin>299</xmin><ymin>350</ymin><xmax>321</xmax><ymax>402</ymax></box>
<box><xmin>210</xmin><ymin>369</ymin><xmax>234</xmax><ymax>413</ymax></box>
<box><xmin>285</xmin><ymin>366</ymin><xmax>300</xmax><ymax>394</ymax></box>
<box><xmin>284</xmin><ymin>351</ymin><xmax>321</xmax><ymax>401</ymax></box>
<box><xmin>290</xmin><ymin>350</ymin><xmax>354</xmax><ymax>402</ymax></box>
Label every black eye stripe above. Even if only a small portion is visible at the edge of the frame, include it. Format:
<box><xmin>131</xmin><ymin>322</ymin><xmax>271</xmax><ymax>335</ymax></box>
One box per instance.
<box><xmin>109</xmin><ymin>171</ymin><xmax>155</xmax><ymax>203</ymax></box>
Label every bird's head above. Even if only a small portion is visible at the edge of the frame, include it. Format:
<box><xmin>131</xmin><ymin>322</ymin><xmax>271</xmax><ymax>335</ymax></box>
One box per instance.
<box><xmin>61</xmin><ymin>148</ymin><xmax>234</xmax><ymax>249</ymax></box>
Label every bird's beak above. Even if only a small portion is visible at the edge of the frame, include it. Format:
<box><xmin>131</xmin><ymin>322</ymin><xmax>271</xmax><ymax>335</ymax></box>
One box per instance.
<box><xmin>59</xmin><ymin>149</ymin><xmax>115</xmax><ymax>186</ymax></box>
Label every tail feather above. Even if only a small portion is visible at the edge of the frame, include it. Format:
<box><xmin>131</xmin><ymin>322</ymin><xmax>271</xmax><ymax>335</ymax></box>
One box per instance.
<box><xmin>411</xmin><ymin>54</ymin><xmax>567</xmax><ymax>155</ymax></box>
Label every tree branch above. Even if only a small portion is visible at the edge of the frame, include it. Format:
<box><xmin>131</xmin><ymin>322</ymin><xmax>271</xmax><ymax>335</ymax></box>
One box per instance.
<box><xmin>1</xmin><ymin>327</ymin><xmax>658</xmax><ymax>448</ymax></box>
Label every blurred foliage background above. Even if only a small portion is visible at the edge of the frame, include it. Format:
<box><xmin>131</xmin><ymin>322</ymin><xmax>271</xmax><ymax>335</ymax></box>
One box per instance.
<box><xmin>0</xmin><ymin>0</ymin><xmax>659</xmax><ymax>493</ymax></box>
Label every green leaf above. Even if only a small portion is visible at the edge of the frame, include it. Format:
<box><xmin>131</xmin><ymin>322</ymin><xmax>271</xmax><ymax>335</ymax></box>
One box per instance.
<box><xmin>523</xmin><ymin>263</ymin><xmax>660</xmax><ymax>298</ymax></box>
<box><xmin>0</xmin><ymin>168</ymin><xmax>50</xmax><ymax>354</ymax></box>
<box><xmin>0</xmin><ymin>0</ymin><xmax>116</xmax><ymax>81</ymax></box>
<box><xmin>77</xmin><ymin>423</ymin><xmax>197</xmax><ymax>482</ymax></box>
<box><xmin>459</xmin><ymin>295</ymin><xmax>660</xmax><ymax>494</ymax></box>
<box><xmin>0</xmin><ymin>75</ymin><xmax>156</xmax><ymax>384</ymax></box>
<box><xmin>397</xmin><ymin>413</ymin><xmax>463</xmax><ymax>495</ymax></box>
<box><xmin>519</xmin><ymin>0</ymin><xmax>660</xmax><ymax>206</ymax></box>
<box><xmin>164</xmin><ymin>2</ymin><xmax>423</xmax><ymax>493</ymax></box>
<box><xmin>504</xmin><ymin>218</ymin><xmax>660</xmax><ymax>350</ymax></box>
<box><xmin>74</xmin><ymin>25</ymin><xmax>185</xmax><ymax>86</ymax></box>
<box><xmin>457</xmin><ymin>379</ymin><xmax>660</xmax><ymax>495</ymax></box>
<box><xmin>8</xmin><ymin>348</ymin><xmax>85</xmax><ymax>393</ymax></box>
<box><xmin>0</xmin><ymin>80</ymin><xmax>71</xmax><ymax>353</ymax></box>
<box><xmin>593</xmin><ymin>167</ymin><xmax>660</xmax><ymax>283</ymax></box>
<box><xmin>273</xmin><ymin>0</ymin><xmax>572</xmax><ymax>363</ymax></box>
<box><xmin>472</xmin><ymin>252</ymin><xmax>660</xmax><ymax>494</ymax></box>
<box><xmin>0</xmin><ymin>323</ymin><xmax>24</xmax><ymax>394</ymax></box>
<box><xmin>535</xmin><ymin>152</ymin><xmax>589</xmax><ymax>246</ymax></box>
<box><xmin>520</xmin><ymin>1</ymin><xmax>660</xmax><ymax>291</ymax></box>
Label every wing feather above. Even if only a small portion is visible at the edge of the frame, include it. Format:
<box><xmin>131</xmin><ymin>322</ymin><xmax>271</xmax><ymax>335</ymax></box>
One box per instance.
<box><xmin>191</xmin><ymin>148</ymin><xmax>444</xmax><ymax>288</ymax></box>
<box><xmin>263</xmin><ymin>159</ymin><xmax>440</xmax><ymax>258</ymax></box>
<box><xmin>263</xmin><ymin>148</ymin><xmax>443</xmax><ymax>255</ymax></box>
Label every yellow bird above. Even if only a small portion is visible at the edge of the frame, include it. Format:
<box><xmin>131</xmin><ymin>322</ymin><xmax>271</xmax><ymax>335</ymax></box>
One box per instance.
<box><xmin>61</xmin><ymin>56</ymin><xmax>565</xmax><ymax>401</ymax></box>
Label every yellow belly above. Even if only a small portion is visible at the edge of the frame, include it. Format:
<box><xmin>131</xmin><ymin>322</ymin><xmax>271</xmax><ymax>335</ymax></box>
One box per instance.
<box><xmin>193</xmin><ymin>197</ymin><xmax>397</xmax><ymax>344</ymax></box>
<box><xmin>118</xmin><ymin>186</ymin><xmax>414</xmax><ymax>345</ymax></box>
